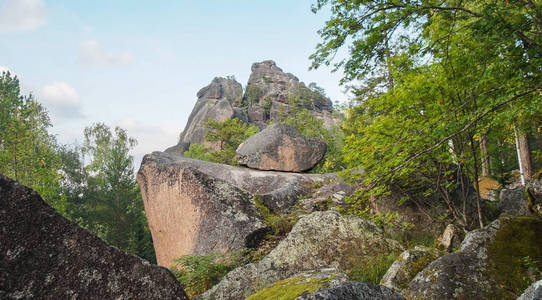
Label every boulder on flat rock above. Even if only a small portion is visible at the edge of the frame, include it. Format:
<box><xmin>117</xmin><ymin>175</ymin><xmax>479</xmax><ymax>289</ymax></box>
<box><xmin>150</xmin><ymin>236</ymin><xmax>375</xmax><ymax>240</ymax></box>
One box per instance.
<box><xmin>236</xmin><ymin>124</ymin><xmax>326</xmax><ymax>172</ymax></box>
<box><xmin>297</xmin><ymin>281</ymin><xmax>405</xmax><ymax>300</ymax></box>
<box><xmin>137</xmin><ymin>152</ymin><xmax>331</xmax><ymax>266</ymax></box>
<box><xmin>0</xmin><ymin>175</ymin><xmax>189</xmax><ymax>300</ymax></box>
<box><xmin>198</xmin><ymin>210</ymin><xmax>404</xmax><ymax>300</ymax></box>
<box><xmin>403</xmin><ymin>217</ymin><xmax>542</xmax><ymax>299</ymax></box>
<box><xmin>380</xmin><ymin>246</ymin><xmax>441</xmax><ymax>293</ymax></box>
<box><xmin>517</xmin><ymin>280</ymin><xmax>542</xmax><ymax>300</ymax></box>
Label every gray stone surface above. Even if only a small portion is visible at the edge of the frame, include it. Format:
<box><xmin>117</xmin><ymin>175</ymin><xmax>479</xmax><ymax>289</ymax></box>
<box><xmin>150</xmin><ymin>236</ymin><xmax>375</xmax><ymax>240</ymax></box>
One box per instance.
<box><xmin>517</xmin><ymin>280</ymin><xmax>542</xmax><ymax>300</ymax></box>
<box><xmin>198</xmin><ymin>210</ymin><xmax>403</xmax><ymax>300</ymax></box>
<box><xmin>436</xmin><ymin>224</ymin><xmax>464</xmax><ymax>252</ymax></box>
<box><xmin>296</xmin><ymin>281</ymin><xmax>405</xmax><ymax>300</ymax></box>
<box><xmin>380</xmin><ymin>246</ymin><xmax>441</xmax><ymax>293</ymax></box>
<box><xmin>137</xmin><ymin>152</ymin><xmax>332</xmax><ymax>266</ymax></box>
<box><xmin>0</xmin><ymin>175</ymin><xmax>189</xmax><ymax>300</ymax></box>
<box><xmin>236</xmin><ymin>124</ymin><xmax>327</xmax><ymax>172</ymax></box>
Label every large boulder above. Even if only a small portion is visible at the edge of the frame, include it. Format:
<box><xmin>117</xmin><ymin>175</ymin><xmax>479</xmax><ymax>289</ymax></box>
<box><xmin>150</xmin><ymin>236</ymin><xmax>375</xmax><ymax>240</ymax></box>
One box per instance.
<box><xmin>236</xmin><ymin>124</ymin><xmax>327</xmax><ymax>172</ymax></box>
<box><xmin>137</xmin><ymin>152</ymin><xmax>331</xmax><ymax>266</ymax></box>
<box><xmin>403</xmin><ymin>216</ymin><xmax>542</xmax><ymax>299</ymax></box>
<box><xmin>380</xmin><ymin>246</ymin><xmax>441</xmax><ymax>293</ymax></box>
<box><xmin>0</xmin><ymin>175</ymin><xmax>189</xmax><ymax>300</ymax></box>
<box><xmin>198</xmin><ymin>210</ymin><xmax>404</xmax><ymax>300</ymax></box>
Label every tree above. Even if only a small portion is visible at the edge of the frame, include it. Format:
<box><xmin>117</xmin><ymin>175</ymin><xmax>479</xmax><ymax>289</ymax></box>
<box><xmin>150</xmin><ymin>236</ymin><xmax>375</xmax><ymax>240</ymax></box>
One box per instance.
<box><xmin>79</xmin><ymin>123</ymin><xmax>155</xmax><ymax>262</ymax></box>
<box><xmin>0</xmin><ymin>71</ymin><xmax>63</xmax><ymax>212</ymax></box>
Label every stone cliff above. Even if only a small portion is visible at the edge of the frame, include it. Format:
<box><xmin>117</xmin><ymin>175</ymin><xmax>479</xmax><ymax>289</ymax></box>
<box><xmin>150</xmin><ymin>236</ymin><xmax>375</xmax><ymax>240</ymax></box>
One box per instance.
<box><xmin>165</xmin><ymin>60</ymin><xmax>337</xmax><ymax>155</ymax></box>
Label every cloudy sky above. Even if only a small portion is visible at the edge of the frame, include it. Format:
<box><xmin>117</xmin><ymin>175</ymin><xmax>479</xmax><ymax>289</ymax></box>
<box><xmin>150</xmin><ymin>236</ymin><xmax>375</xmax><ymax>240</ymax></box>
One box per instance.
<box><xmin>0</xmin><ymin>0</ymin><xmax>349</xmax><ymax>166</ymax></box>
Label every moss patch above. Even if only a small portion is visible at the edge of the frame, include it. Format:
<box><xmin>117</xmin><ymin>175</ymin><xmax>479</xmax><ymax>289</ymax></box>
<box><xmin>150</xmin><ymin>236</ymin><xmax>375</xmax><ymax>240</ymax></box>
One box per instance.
<box><xmin>487</xmin><ymin>217</ymin><xmax>542</xmax><ymax>298</ymax></box>
<box><xmin>245</xmin><ymin>275</ymin><xmax>330</xmax><ymax>300</ymax></box>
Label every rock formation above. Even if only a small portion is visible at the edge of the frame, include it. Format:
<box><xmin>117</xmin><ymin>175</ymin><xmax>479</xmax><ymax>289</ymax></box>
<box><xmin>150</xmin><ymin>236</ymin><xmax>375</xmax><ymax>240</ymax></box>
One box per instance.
<box><xmin>518</xmin><ymin>280</ymin><xmax>542</xmax><ymax>300</ymax></box>
<box><xmin>403</xmin><ymin>216</ymin><xmax>542</xmax><ymax>299</ymax></box>
<box><xmin>165</xmin><ymin>60</ymin><xmax>337</xmax><ymax>155</ymax></box>
<box><xmin>297</xmin><ymin>281</ymin><xmax>405</xmax><ymax>300</ymax></box>
<box><xmin>137</xmin><ymin>151</ymin><xmax>332</xmax><ymax>266</ymax></box>
<box><xmin>236</xmin><ymin>124</ymin><xmax>327</xmax><ymax>172</ymax></box>
<box><xmin>0</xmin><ymin>175</ymin><xmax>189</xmax><ymax>300</ymax></box>
<box><xmin>197</xmin><ymin>210</ymin><xmax>404</xmax><ymax>300</ymax></box>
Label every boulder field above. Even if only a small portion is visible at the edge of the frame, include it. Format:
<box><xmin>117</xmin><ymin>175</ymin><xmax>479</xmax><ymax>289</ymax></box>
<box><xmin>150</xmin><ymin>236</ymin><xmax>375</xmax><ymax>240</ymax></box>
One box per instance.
<box><xmin>0</xmin><ymin>175</ymin><xmax>189</xmax><ymax>300</ymax></box>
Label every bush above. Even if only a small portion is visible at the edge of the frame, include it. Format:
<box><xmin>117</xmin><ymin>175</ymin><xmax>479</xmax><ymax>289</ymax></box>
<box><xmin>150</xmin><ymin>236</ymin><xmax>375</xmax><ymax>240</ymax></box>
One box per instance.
<box><xmin>170</xmin><ymin>252</ymin><xmax>242</xmax><ymax>297</ymax></box>
<box><xmin>348</xmin><ymin>252</ymin><xmax>399</xmax><ymax>284</ymax></box>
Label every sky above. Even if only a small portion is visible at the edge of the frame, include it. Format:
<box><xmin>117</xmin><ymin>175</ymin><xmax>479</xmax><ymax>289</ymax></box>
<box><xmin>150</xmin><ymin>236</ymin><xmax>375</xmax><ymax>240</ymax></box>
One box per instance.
<box><xmin>0</xmin><ymin>0</ymin><xmax>350</xmax><ymax>166</ymax></box>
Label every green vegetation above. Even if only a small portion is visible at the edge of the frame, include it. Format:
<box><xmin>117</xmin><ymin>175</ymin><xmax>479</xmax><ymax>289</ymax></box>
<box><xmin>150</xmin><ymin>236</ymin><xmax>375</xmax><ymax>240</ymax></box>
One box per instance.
<box><xmin>348</xmin><ymin>252</ymin><xmax>399</xmax><ymax>284</ymax></box>
<box><xmin>254</xmin><ymin>195</ymin><xmax>295</xmax><ymax>237</ymax></box>
<box><xmin>245</xmin><ymin>84</ymin><xmax>263</xmax><ymax>107</ymax></box>
<box><xmin>183</xmin><ymin>118</ymin><xmax>259</xmax><ymax>165</ymax></box>
<box><xmin>170</xmin><ymin>251</ymin><xmax>242</xmax><ymax>298</ymax></box>
<box><xmin>0</xmin><ymin>71</ymin><xmax>155</xmax><ymax>262</ymax></box>
<box><xmin>245</xmin><ymin>275</ymin><xmax>332</xmax><ymax>300</ymax></box>
<box><xmin>310</xmin><ymin>0</ymin><xmax>542</xmax><ymax>230</ymax></box>
<box><xmin>486</xmin><ymin>217</ymin><xmax>542</xmax><ymax>297</ymax></box>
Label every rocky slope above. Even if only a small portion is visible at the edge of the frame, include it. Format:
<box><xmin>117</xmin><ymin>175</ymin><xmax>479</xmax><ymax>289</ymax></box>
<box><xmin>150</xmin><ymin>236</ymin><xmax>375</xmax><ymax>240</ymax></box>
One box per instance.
<box><xmin>166</xmin><ymin>60</ymin><xmax>337</xmax><ymax>155</ymax></box>
<box><xmin>0</xmin><ymin>175</ymin><xmax>189</xmax><ymax>300</ymax></box>
<box><xmin>137</xmin><ymin>151</ymin><xmax>333</xmax><ymax>267</ymax></box>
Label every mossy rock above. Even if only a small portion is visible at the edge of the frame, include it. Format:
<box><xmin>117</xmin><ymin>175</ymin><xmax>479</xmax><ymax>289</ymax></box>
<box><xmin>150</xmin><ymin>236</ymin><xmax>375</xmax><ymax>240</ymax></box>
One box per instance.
<box><xmin>486</xmin><ymin>217</ymin><xmax>542</xmax><ymax>298</ymax></box>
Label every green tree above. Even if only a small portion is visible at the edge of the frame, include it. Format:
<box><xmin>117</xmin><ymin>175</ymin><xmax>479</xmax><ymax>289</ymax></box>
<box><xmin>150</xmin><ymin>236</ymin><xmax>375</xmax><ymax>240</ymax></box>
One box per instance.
<box><xmin>0</xmin><ymin>71</ymin><xmax>63</xmax><ymax>212</ymax></box>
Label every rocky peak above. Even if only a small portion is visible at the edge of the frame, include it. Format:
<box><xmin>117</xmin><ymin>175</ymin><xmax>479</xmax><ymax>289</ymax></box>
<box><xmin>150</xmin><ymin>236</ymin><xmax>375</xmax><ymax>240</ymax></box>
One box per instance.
<box><xmin>196</xmin><ymin>76</ymin><xmax>243</xmax><ymax>104</ymax></box>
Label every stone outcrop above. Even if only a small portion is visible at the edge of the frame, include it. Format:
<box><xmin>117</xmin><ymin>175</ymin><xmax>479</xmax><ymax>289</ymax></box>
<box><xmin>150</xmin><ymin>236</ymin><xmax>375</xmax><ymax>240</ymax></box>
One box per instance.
<box><xmin>165</xmin><ymin>60</ymin><xmax>337</xmax><ymax>154</ymax></box>
<box><xmin>198</xmin><ymin>210</ymin><xmax>404</xmax><ymax>300</ymax></box>
<box><xmin>402</xmin><ymin>216</ymin><xmax>542</xmax><ymax>299</ymax></box>
<box><xmin>0</xmin><ymin>175</ymin><xmax>189</xmax><ymax>300</ymax></box>
<box><xmin>518</xmin><ymin>280</ymin><xmax>542</xmax><ymax>300</ymax></box>
<box><xmin>435</xmin><ymin>224</ymin><xmax>464</xmax><ymax>252</ymax></box>
<box><xmin>137</xmin><ymin>152</ymin><xmax>332</xmax><ymax>266</ymax></box>
<box><xmin>380</xmin><ymin>246</ymin><xmax>441</xmax><ymax>293</ymax></box>
<box><xmin>236</xmin><ymin>124</ymin><xmax>327</xmax><ymax>172</ymax></box>
<box><xmin>297</xmin><ymin>281</ymin><xmax>405</xmax><ymax>300</ymax></box>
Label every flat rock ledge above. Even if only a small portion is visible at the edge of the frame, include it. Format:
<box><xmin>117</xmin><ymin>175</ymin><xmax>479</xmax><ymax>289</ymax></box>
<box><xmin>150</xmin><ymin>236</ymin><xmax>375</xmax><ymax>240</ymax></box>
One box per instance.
<box><xmin>137</xmin><ymin>151</ymin><xmax>332</xmax><ymax>266</ymax></box>
<box><xmin>0</xmin><ymin>175</ymin><xmax>188</xmax><ymax>300</ymax></box>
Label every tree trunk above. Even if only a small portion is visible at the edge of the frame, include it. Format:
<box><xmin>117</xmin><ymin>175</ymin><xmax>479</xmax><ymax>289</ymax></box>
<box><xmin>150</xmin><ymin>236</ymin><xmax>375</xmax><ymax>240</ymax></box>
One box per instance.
<box><xmin>479</xmin><ymin>135</ymin><xmax>491</xmax><ymax>177</ymax></box>
<box><xmin>514</xmin><ymin>127</ymin><xmax>533</xmax><ymax>185</ymax></box>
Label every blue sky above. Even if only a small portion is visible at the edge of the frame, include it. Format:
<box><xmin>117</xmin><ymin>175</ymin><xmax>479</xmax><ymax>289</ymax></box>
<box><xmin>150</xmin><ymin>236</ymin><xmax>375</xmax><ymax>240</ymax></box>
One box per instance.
<box><xmin>0</xmin><ymin>0</ymin><xmax>349</xmax><ymax>165</ymax></box>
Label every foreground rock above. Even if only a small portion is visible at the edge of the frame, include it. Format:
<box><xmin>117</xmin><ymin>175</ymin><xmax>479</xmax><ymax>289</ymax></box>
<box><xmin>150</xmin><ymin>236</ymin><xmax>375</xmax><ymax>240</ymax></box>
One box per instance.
<box><xmin>198</xmin><ymin>210</ymin><xmax>403</xmax><ymax>300</ymax></box>
<box><xmin>403</xmin><ymin>216</ymin><xmax>542</xmax><ymax>299</ymax></box>
<box><xmin>518</xmin><ymin>280</ymin><xmax>542</xmax><ymax>300</ymax></box>
<box><xmin>380</xmin><ymin>246</ymin><xmax>441</xmax><ymax>293</ymax></box>
<box><xmin>236</xmin><ymin>124</ymin><xmax>327</xmax><ymax>172</ymax></box>
<box><xmin>0</xmin><ymin>175</ymin><xmax>189</xmax><ymax>300</ymax></box>
<box><xmin>298</xmin><ymin>281</ymin><xmax>405</xmax><ymax>300</ymax></box>
<box><xmin>137</xmin><ymin>152</ymin><xmax>331</xmax><ymax>266</ymax></box>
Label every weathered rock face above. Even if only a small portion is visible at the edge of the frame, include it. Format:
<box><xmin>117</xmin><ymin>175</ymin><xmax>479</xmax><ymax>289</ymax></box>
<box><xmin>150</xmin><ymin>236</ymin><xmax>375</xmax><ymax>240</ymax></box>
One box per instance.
<box><xmin>165</xmin><ymin>60</ymin><xmax>337</xmax><ymax>154</ymax></box>
<box><xmin>380</xmin><ymin>246</ymin><xmax>441</xmax><ymax>293</ymax></box>
<box><xmin>297</xmin><ymin>281</ymin><xmax>405</xmax><ymax>300</ymax></box>
<box><xmin>403</xmin><ymin>217</ymin><xmax>542</xmax><ymax>299</ymax></box>
<box><xmin>198</xmin><ymin>210</ymin><xmax>404</xmax><ymax>300</ymax></box>
<box><xmin>236</xmin><ymin>124</ymin><xmax>327</xmax><ymax>172</ymax></box>
<box><xmin>166</xmin><ymin>77</ymin><xmax>242</xmax><ymax>154</ymax></box>
<box><xmin>0</xmin><ymin>175</ymin><xmax>189</xmax><ymax>300</ymax></box>
<box><xmin>518</xmin><ymin>280</ymin><xmax>542</xmax><ymax>300</ymax></box>
<box><xmin>137</xmin><ymin>151</ymin><xmax>331</xmax><ymax>266</ymax></box>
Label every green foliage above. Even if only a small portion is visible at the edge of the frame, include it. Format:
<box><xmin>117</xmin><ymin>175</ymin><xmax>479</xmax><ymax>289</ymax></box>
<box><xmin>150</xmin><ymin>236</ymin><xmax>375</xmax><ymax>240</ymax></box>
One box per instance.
<box><xmin>280</xmin><ymin>109</ymin><xmax>344</xmax><ymax>173</ymax></box>
<box><xmin>183</xmin><ymin>143</ymin><xmax>211</xmax><ymax>161</ymax></box>
<box><xmin>245</xmin><ymin>84</ymin><xmax>263</xmax><ymax>107</ymax></box>
<box><xmin>246</xmin><ymin>275</ymin><xmax>332</xmax><ymax>300</ymax></box>
<box><xmin>170</xmin><ymin>252</ymin><xmax>242</xmax><ymax>298</ymax></box>
<box><xmin>183</xmin><ymin>118</ymin><xmax>259</xmax><ymax>165</ymax></box>
<box><xmin>0</xmin><ymin>71</ymin><xmax>63</xmax><ymax>212</ymax></box>
<box><xmin>254</xmin><ymin>195</ymin><xmax>295</xmax><ymax>237</ymax></box>
<box><xmin>487</xmin><ymin>217</ymin><xmax>542</xmax><ymax>297</ymax></box>
<box><xmin>348</xmin><ymin>252</ymin><xmax>399</xmax><ymax>284</ymax></box>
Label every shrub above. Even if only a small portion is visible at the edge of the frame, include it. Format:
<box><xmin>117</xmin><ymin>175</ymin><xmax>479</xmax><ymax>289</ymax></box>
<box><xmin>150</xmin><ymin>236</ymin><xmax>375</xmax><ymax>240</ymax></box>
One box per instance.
<box><xmin>348</xmin><ymin>252</ymin><xmax>399</xmax><ymax>284</ymax></box>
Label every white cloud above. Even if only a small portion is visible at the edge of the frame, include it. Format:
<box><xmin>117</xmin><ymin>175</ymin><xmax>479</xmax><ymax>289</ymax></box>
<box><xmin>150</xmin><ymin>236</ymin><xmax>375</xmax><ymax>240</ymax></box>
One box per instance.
<box><xmin>41</xmin><ymin>81</ymin><xmax>85</xmax><ymax>119</ymax></box>
<box><xmin>0</xmin><ymin>0</ymin><xmax>47</xmax><ymax>34</ymax></box>
<box><xmin>78</xmin><ymin>40</ymin><xmax>136</xmax><ymax>67</ymax></box>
